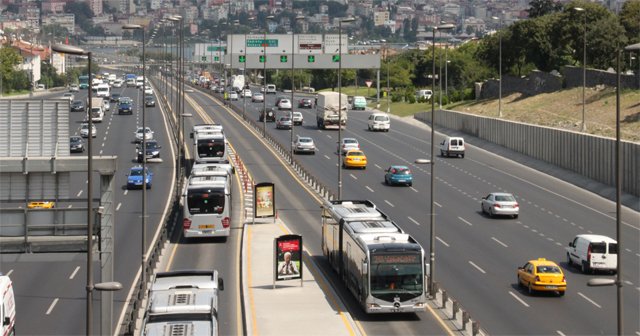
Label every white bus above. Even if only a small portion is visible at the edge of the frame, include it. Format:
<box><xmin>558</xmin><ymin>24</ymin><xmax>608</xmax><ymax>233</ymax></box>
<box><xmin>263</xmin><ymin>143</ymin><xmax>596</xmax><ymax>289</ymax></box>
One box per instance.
<box><xmin>92</xmin><ymin>83</ymin><xmax>110</xmax><ymax>98</ymax></box>
<box><xmin>322</xmin><ymin>200</ymin><xmax>427</xmax><ymax>313</ymax></box>
<box><xmin>182</xmin><ymin>164</ymin><xmax>233</xmax><ymax>239</ymax></box>
<box><xmin>191</xmin><ymin>124</ymin><xmax>228</xmax><ymax>164</ymax></box>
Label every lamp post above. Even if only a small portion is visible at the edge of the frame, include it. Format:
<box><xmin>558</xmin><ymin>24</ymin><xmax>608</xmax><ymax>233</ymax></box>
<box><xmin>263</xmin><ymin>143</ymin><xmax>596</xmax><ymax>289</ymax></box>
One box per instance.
<box><xmin>122</xmin><ymin>23</ymin><xmax>147</xmax><ymax>297</ymax></box>
<box><xmin>586</xmin><ymin>42</ymin><xmax>640</xmax><ymax>336</ymax></box>
<box><xmin>290</xmin><ymin>15</ymin><xmax>305</xmax><ymax>163</ymax></box>
<box><xmin>423</xmin><ymin>23</ymin><xmax>455</xmax><ymax>297</ymax></box>
<box><xmin>263</xmin><ymin>16</ymin><xmax>275</xmax><ymax>137</ymax></box>
<box><xmin>338</xmin><ymin>17</ymin><xmax>355</xmax><ymax>200</ymax></box>
<box><xmin>491</xmin><ymin>15</ymin><xmax>503</xmax><ymax>117</ymax></box>
<box><xmin>573</xmin><ymin>7</ymin><xmax>587</xmax><ymax>131</ymax></box>
<box><xmin>169</xmin><ymin>16</ymin><xmax>183</xmax><ymax>181</ymax></box>
<box><xmin>52</xmin><ymin>43</ymin><xmax>94</xmax><ymax>335</ymax></box>
<box><xmin>386</xmin><ymin>44</ymin><xmax>390</xmax><ymax>114</ymax></box>
<box><xmin>445</xmin><ymin>59</ymin><xmax>450</xmax><ymax>99</ymax></box>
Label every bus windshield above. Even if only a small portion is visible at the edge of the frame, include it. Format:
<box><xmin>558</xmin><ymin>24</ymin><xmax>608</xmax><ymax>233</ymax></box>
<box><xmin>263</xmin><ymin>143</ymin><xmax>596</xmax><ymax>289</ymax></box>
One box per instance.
<box><xmin>187</xmin><ymin>187</ymin><xmax>225</xmax><ymax>214</ymax></box>
<box><xmin>370</xmin><ymin>253</ymin><xmax>423</xmax><ymax>300</ymax></box>
<box><xmin>197</xmin><ymin>139</ymin><xmax>225</xmax><ymax>158</ymax></box>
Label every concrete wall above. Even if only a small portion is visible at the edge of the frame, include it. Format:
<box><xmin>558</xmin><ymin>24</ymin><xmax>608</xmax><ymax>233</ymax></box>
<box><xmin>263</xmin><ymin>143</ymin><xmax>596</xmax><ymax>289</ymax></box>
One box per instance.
<box><xmin>415</xmin><ymin>110</ymin><xmax>639</xmax><ymax>197</ymax></box>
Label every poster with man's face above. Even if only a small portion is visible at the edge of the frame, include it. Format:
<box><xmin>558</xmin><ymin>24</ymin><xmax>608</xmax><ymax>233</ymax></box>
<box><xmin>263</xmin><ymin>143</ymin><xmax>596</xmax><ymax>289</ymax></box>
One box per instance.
<box><xmin>255</xmin><ymin>183</ymin><xmax>275</xmax><ymax>218</ymax></box>
<box><xmin>275</xmin><ymin>235</ymin><xmax>303</xmax><ymax>281</ymax></box>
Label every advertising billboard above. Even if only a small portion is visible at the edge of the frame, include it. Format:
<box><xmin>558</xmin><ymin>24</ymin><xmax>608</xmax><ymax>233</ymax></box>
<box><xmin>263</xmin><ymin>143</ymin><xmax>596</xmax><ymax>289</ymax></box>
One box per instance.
<box><xmin>254</xmin><ymin>182</ymin><xmax>275</xmax><ymax>218</ymax></box>
<box><xmin>274</xmin><ymin>234</ymin><xmax>303</xmax><ymax>281</ymax></box>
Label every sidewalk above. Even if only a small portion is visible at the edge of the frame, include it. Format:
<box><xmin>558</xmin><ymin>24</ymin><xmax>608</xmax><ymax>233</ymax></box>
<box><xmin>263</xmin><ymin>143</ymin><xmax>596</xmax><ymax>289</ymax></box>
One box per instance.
<box><xmin>242</xmin><ymin>220</ymin><xmax>361</xmax><ymax>336</ymax></box>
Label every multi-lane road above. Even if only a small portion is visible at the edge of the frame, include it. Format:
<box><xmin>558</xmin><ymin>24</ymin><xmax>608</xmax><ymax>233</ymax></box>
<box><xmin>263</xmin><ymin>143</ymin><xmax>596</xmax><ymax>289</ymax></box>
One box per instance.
<box><xmin>2</xmin><ymin>72</ymin><xmax>638</xmax><ymax>335</ymax></box>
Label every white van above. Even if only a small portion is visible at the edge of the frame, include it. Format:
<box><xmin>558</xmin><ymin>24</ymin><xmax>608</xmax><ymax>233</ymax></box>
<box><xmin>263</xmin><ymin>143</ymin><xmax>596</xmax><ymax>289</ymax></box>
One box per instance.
<box><xmin>266</xmin><ymin>84</ymin><xmax>277</xmax><ymax>94</ymax></box>
<box><xmin>352</xmin><ymin>96</ymin><xmax>367</xmax><ymax>110</ymax></box>
<box><xmin>440</xmin><ymin>137</ymin><xmax>465</xmax><ymax>158</ymax></box>
<box><xmin>415</xmin><ymin>89</ymin><xmax>433</xmax><ymax>101</ymax></box>
<box><xmin>566</xmin><ymin>234</ymin><xmax>618</xmax><ymax>274</ymax></box>
<box><xmin>0</xmin><ymin>275</ymin><xmax>16</xmax><ymax>336</ymax></box>
<box><xmin>367</xmin><ymin>113</ymin><xmax>390</xmax><ymax>132</ymax></box>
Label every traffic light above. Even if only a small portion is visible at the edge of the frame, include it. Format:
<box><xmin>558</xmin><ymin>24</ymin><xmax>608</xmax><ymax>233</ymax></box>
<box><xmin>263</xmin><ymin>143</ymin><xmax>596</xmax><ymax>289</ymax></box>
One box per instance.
<box><xmin>280</xmin><ymin>55</ymin><xmax>288</xmax><ymax>63</ymax></box>
<box><xmin>259</xmin><ymin>55</ymin><xmax>266</xmax><ymax>63</ymax></box>
<box><xmin>332</xmin><ymin>55</ymin><xmax>340</xmax><ymax>62</ymax></box>
<box><xmin>307</xmin><ymin>55</ymin><xmax>315</xmax><ymax>63</ymax></box>
<box><xmin>214</xmin><ymin>56</ymin><xmax>219</xmax><ymax>62</ymax></box>
<box><xmin>238</xmin><ymin>55</ymin><xmax>246</xmax><ymax>63</ymax></box>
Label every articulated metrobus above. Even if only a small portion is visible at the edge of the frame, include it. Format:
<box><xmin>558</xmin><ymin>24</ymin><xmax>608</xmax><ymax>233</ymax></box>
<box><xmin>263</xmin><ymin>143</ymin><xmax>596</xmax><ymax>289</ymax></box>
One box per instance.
<box><xmin>191</xmin><ymin>124</ymin><xmax>228</xmax><ymax>164</ymax></box>
<box><xmin>79</xmin><ymin>75</ymin><xmax>90</xmax><ymax>89</ymax></box>
<box><xmin>182</xmin><ymin>163</ymin><xmax>233</xmax><ymax>239</ymax></box>
<box><xmin>322</xmin><ymin>200</ymin><xmax>427</xmax><ymax>313</ymax></box>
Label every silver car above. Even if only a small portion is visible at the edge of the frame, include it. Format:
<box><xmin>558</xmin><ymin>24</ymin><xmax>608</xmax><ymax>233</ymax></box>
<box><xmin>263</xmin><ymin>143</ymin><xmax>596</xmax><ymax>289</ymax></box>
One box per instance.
<box><xmin>80</xmin><ymin>123</ymin><xmax>96</xmax><ymax>138</ymax></box>
<box><xmin>338</xmin><ymin>138</ymin><xmax>360</xmax><ymax>155</ymax></box>
<box><xmin>276</xmin><ymin>116</ymin><xmax>292</xmax><ymax>129</ymax></box>
<box><xmin>294</xmin><ymin>136</ymin><xmax>316</xmax><ymax>154</ymax></box>
<box><xmin>481</xmin><ymin>192</ymin><xmax>519</xmax><ymax>218</ymax></box>
<box><xmin>135</xmin><ymin>127</ymin><xmax>154</xmax><ymax>143</ymax></box>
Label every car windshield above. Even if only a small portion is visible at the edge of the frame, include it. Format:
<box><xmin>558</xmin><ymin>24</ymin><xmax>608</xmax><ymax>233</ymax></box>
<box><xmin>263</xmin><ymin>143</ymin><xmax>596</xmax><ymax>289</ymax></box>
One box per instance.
<box><xmin>344</xmin><ymin>139</ymin><xmax>357</xmax><ymax>144</ymax></box>
<box><xmin>299</xmin><ymin>138</ymin><xmax>312</xmax><ymax>143</ymax></box>
<box><xmin>280</xmin><ymin>117</ymin><xmax>291</xmax><ymax>121</ymax></box>
<box><xmin>495</xmin><ymin>195</ymin><xmax>516</xmax><ymax>202</ymax></box>
<box><xmin>187</xmin><ymin>187</ymin><xmax>225</xmax><ymax>214</ymax></box>
<box><xmin>348</xmin><ymin>151</ymin><xmax>364</xmax><ymax>156</ymax></box>
<box><xmin>71</xmin><ymin>137</ymin><xmax>81</xmax><ymax>143</ymax></box>
<box><xmin>536</xmin><ymin>265</ymin><xmax>561</xmax><ymax>274</ymax></box>
<box><xmin>137</xmin><ymin>128</ymin><xmax>151</xmax><ymax>134</ymax></box>
<box><xmin>375</xmin><ymin>116</ymin><xmax>388</xmax><ymax>121</ymax></box>
<box><xmin>130</xmin><ymin>169</ymin><xmax>144</xmax><ymax>176</ymax></box>
<box><xmin>391</xmin><ymin>167</ymin><xmax>410</xmax><ymax>174</ymax></box>
<box><xmin>145</xmin><ymin>142</ymin><xmax>159</xmax><ymax>150</ymax></box>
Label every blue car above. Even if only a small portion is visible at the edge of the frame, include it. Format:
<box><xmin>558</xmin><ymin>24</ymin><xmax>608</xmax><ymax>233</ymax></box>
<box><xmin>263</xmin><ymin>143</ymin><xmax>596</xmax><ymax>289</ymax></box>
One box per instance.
<box><xmin>384</xmin><ymin>165</ymin><xmax>413</xmax><ymax>186</ymax></box>
<box><xmin>127</xmin><ymin>166</ymin><xmax>153</xmax><ymax>189</ymax></box>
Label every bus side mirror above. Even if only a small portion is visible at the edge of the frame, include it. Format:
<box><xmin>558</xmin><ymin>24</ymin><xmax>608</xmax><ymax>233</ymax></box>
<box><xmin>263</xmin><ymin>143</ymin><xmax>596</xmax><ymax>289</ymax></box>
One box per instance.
<box><xmin>362</xmin><ymin>262</ymin><xmax>368</xmax><ymax>275</ymax></box>
<box><xmin>218</xmin><ymin>278</ymin><xmax>224</xmax><ymax>291</ymax></box>
<box><xmin>190</xmin><ymin>132</ymin><xmax>194</xmax><ymax>139</ymax></box>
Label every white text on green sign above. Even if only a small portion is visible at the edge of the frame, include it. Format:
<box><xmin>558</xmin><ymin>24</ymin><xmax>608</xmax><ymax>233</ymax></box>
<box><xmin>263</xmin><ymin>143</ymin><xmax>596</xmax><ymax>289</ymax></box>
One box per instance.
<box><xmin>247</xmin><ymin>39</ymin><xmax>279</xmax><ymax>48</ymax></box>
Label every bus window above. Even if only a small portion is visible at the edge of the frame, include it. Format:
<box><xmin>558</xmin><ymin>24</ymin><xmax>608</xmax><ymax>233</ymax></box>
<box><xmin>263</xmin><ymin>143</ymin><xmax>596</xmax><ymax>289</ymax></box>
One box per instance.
<box><xmin>187</xmin><ymin>188</ymin><xmax>225</xmax><ymax>214</ymax></box>
<box><xmin>197</xmin><ymin>139</ymin><xmax>225</xmax><ymax>158</ymax></box>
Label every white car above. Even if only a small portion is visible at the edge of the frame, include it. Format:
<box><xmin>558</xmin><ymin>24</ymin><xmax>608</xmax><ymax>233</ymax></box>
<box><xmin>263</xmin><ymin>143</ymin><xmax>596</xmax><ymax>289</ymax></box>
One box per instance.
<box><xmin>291</xmin><ymin>111</ymin><xmax>303</xmax><ymax>125</ymax></box>
<box><xmin>277</xmin><ymin>98</ymin><xmax>292</xmax><ymax>110</ymax></box>
<box><xmin>69</xmin><ymin>84</ymin><xmax>79</xmax><ymax>92</ymax></box>
<box><xmin>135</xmin><ymin>127</ymin><xmax>154</xmax><ymax>143</ymax></box>
<box><xmin>294</xmin><ymin>136</ymin><xmax>316</xmax><ymax>154</ymax></box>
<box><xmin>228</xmin><ymin>91</ymin><xmax>239</xmax><ymax>100</ymax></box>
<box><xmin>242</xmin><ymin>89</ymin><xmax>252</xmax><ymax>98</ymax></box>
<box><xmin>252</xmin><ymin>92</ymin><xmax>264</xmax><ymax>102</ymax></box>
<box><xmin>339</xmin><ymin>138</ymin><xmax>360</xmax><ymax>155</ymax></box>
<box><xmin>144</xmin><ymin>86</ymin><xmax>153</xmax><ymax>95</ymax></box>
<box><xmin>113</xmin><ymin>80</ymin><xmax>123</xmax><ymax>88</ymax></box>
<box><xmin>481</xmin><ymin>192</ymin><xmax>519</xmax><ymax>218</ymax></box>
<box><xmin>62</xmin><ymin>92</ymin><xmax>75</xmax><ymax>102</ymax></box>
<box><xmin>80</xmin><ymin>123</ymin><xmax>97</xmax><ymax>138</ymax></box>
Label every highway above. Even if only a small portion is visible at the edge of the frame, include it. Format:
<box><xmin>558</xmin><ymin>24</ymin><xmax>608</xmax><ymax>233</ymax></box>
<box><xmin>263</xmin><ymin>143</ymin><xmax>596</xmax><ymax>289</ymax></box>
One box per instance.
<box><xmin>191</xmin><ymin>83</ymin><xmax>640</xmax><ymax>335</ymax></box>
<box><xmin>0</xmin><ymin>78</ymin><xmax>176</xmax><ymax>335</ymax></box>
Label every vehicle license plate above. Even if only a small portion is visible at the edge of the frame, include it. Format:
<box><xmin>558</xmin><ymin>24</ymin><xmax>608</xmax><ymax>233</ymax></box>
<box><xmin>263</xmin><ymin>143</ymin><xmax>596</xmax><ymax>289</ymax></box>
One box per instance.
<box><xmin>545</xmin><ymin>285</ymin><xmax>557</xmax><ymax>289</ymax></box>
<box><xmin>199</xmin><ymin>224</ymin><xmax>215</xmax><ymax>229</ymax></box>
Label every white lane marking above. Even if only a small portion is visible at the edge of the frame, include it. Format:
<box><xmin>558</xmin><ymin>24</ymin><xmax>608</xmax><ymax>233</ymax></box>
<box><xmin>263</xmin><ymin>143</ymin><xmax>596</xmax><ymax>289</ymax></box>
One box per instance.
<box><xmin>636</xmin><ymin>253</ymin><xmax>640</xmax><ymax>257</ymax></box>
<box><xmin>76</xmin><ymin>190</ymin><xmax>83</xmax><ymax>197</ymax></box>
<box><xmin>492</xmin><ymin>237</ymin><xmax>508</xmax><ymax>247</ymax></box>
<box><xmin>626</xmin><ymin>248</ymin><xmax>632</xmax><ymax>253</ymax></box>
<box><xmin>123</xmin><ymin>190</ymin><xmax>128</xmax><ymax>196</ymax></box>
<box><xmin>578</xmin><ymin>292</ymin><xmax>602</xmax><ymax>308</ymax></box>
<box><xmin>103</xmin><ymin>136</ymin><xmax>107</xmax><ymax>141</ymax></box>
<box><xmin>365</xmin><ymin>186</ymin><xmax>374</xmax><ymax>192</ymax></box>
<box><xmin>350</xmin><ymin>174</ymin><xmax>357</xmax><ymax>180</ymax></box>
<box><xmin>410</xmin><ymin>187</ymin><xmax>419</xmax><ymax>193</ymax></box>
<box><xmin>116</xmin><ymin>203</ymin><xmax>122</xmax><ymax>211</ymax></box>
<box><xmin>99</xmin><ymin>150</ymin><xmax>103</xmax><ymax>155</ymax></box>
<box><xmin>468</xmin><ymin>261</ymin><xmax>486</xmax><ymax>274</ymax></box>
<box><xmin>508</xmin><ymin>291</ymin><xmax>530</xmax><ymax>307</ymax></box>
<box><xmin>624</xmin><ymin>280</ymin><xmax>633</xmax><ymax>285</ymax></box>
<box><xmin>458</xmin><ymin>217</ymin><xmax>473</xmax><ymax>226</ymax></box>
<box><xmin>46</xmin><ymin>298</ymin><xmax>59</xmax><ymax>315</ymax></box>
<box><xmin>67</xmin><ymin>205</ymin><xmax>73</xmax><ymax>208</ymax></box>
<box><xmin>436</xmin><ymin>236</ymin><xmax>450</xmax><ymax>247</ymax></box>
<box><xmin>557</xmin><ymin>331</ymin><xmax>566</xmax><ymax>336</ymax></box>
<box><xmin>384</xmin><ymin>200</ymin><xmax>395</xmax><ymax>207</ymax></box>
<box><xmin>6</xmin><ymin>270</ymin><xmax>13</xmax><ymax>277</ymax></box>
<box><xmin>434</xmin><ymin>201</ymin><xmax>442</xmax><ymax>207</ymax></box>
<box><xmin>556</xmin><ymin>242</ymin><xmax>563</xmax><ymax>246</ymax></box>
<box><xmin>635</xmin><ymin>332</ymin><xmax>640</xmax><ymax>336</ymax></box>
<box><xmin>408</xmin><ymin>216</ymin><xmax>420</xmax><ymax>226</ymax></box>
<box><xmin>69</xmin><ymin>266</ymin><xmax>80</xmax><ymax>279</ymax></box>
<box><xmin>324</xmin><ymin>155</ymin><xmax>331</xmax><ymax>160</ymax></box>
<box><xmin>374</xmin><ymin>164</ymin><xmax>382</xmax><ymax>169</ymax></box>
<box><xmin>326</xmin><ymin>134</ymin><xmax>332</xmax><ymax>139</ymax></box>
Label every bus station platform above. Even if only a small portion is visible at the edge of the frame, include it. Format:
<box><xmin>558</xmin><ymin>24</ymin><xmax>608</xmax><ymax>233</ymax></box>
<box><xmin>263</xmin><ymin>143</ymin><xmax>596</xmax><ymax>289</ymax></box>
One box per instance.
<box><xmin>241</xmin><ymin>220</ymin><xmax>362</xmax><ymax>336</ymax></box>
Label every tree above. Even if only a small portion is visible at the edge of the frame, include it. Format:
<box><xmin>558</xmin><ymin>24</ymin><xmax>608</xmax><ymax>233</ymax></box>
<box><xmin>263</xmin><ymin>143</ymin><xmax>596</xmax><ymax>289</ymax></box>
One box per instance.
<box><xmin>0</xmin><ymin>47</ymin><xmax>28</xmax><ymax>93</ymax></box>
<box><xmin>619</xmin><ymin>0</ymin><xmax>640</xmax><ymax>44</ymax></box>
<box><xmin>527</xmin><ymin>0</ymin><xmax>562</xmax><ymax>18</ymax></box>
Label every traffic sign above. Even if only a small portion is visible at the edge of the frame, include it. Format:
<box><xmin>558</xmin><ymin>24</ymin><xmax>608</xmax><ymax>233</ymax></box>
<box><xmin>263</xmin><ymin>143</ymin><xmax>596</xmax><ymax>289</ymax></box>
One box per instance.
<box><xmin>201</xmin><ymin>56</ymin><xmax>207</xmax><ymax>61</ymax></box>
<box><xmin>214</xmin><ymin>56</ymin><xmax>219</xmax><ymax>62</ymax></box>
<box><xmin>280</xmin><ymin>55</ymin><xmax>288</xmax><ymax>63</ymax></box>
<box><xmin>248</xmin><ymin>39</ymin><xmax>279</xmax><ymax>48</ymax></box>
<box><xmin>259</xmin><ymin>55</ymin><xmax>266</xmax><ymax>63</ymax></box>
<box><xmin>239</xmin><ymin>55</ymin><xmax>246</xmax><ymax>63</ymax></box>
<box><xmin>332</xmin><ymin>55</ymin><xmax>340</xmax><ymax>62</ymax></box>
<box><xmin>307</xmin><ymin>55</ymin><xmax>315</xmax><ymax>63</ymax></box>
<box><xmin>365</xmin><ymin>80</ymin><xmax>373</xmax><ymax>88</ymax></box>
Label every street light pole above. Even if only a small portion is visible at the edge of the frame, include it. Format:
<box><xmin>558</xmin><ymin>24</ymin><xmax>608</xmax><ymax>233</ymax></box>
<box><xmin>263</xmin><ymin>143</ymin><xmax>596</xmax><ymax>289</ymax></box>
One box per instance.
<box><xmin>492</xmin><ymin>16</ymin><xmax>503</xmax><ymax>117</ymax></box>
<box><xmin>51</xmin><ymin>43</ymin><xmax>94</xmax><ymax>335</ymax></box>
<box><xmin>574</xmin><ymin>7</ymin><xmax>587</xmax><ymax>131</ymax></box>
<box><xmin>122</xmin><ymin>23</ymin><xmax>147</xmax><ymax>296</ymax></box>
<box><xmin>290</xmin><ymin>16</ymin><xmax>305</xmax><ymax>163</ymax></box>
<box><xmin>263</xmin><ymin>16</ymin><xmax>275</xmax><ymax>137</ymax></box>
<box><xmin>386</xmin><ymin>44</ymin><xmax>390</xmax><ymax>114</ymax></box>
<box><xmin>338</xmin><ymin>17</ymin><xmax>355</xmax><ymax>200</ymax></box>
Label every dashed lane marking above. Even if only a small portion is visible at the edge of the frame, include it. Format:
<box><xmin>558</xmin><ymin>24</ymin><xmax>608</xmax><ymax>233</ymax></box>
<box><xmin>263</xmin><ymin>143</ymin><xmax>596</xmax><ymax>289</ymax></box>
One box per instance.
<box><xmin>492</xmin><ymin>237</ymin><xmax>508</xmax><ymax>247</ymax></box>
<box><xmin>116</xmin><ymin>203</ymin><xmax>122</xmax><ymax>211</ymax></box>
<box><xmin>324</xmin><ymin>155</ymin><xmax>331</xmax><ymax>160</ymax></box>
<box><xmin>374</xmin><ymin>164</ymin><xmax>382</xmax><ymax>169</ymax></box>
<box><xmin>468</xmin><ymin>261</ymin><xmax>486</xmax><ymax>274</ymax></box>
<box><xmin>46</xmin><ymin>298</ymin><xmax>59</xmax><ymax>315</ymax></box>
<box><xmin>349</xmin><ymin>174</ymin><xmax>357</xmax><ymax>180</ymax></box>
<box><xmin>123</xmin><ymin>190</ymin><xmax>128</xmax><ymax>196</ymax></box>
<box><xmin>384</xmin><ymin>200</ymin><xmax>395</xmax><ymax>207</ymax></box>
<box><xmin>6</xmin><ymin>270</ymin><xmax>13</xmax><ymax>277</ymax></box>
<box><xmin>434</xmin><ymin>201</ymin><xmax>442</xmax><ymax>207</ymax></box>
<box><xmin>365</xmin><ymin>186</ymin><xmax>374</xmax><ymax>192</ymax></box>
<box><xmin>69</xmin><ymin>266</ymin><xmax>80</xmax><ymax>280</ymax></box>
<box><xmin>508</xmin><ymin>291</ymin><xmax>530</xmax><ymax>307</ymax></box>
<box><xmin>408</xmin><ymin>216</ymin><xmax>420</xmax><ymax>226</ymax></box>
<box><xmin>436</xmin><ymin>236</ymin><xmax>450</xmax><ymax>247</ymax></box>
<box><xmin>458</xmin><ymin>217</ymin><xmax>473</xmax><ymax>226</ymax></box>
<box><xmin>578</xmin><ymin>292</ymin><xmax>601</xmax><ymax>308</ymax></box>
<box><xmin>557</xmin><ymin>331</ymin><xmax>566</xmax><ymax>336</ymax></box>
<box><xmin>76</xmin><ymin>190</ymin><xmax>83</xmax><ymax>197</ymax></box>
<box><xmin>410</xmin><ymin>187</ymin><xmax>419</xmax><ymax>193</ymax></box>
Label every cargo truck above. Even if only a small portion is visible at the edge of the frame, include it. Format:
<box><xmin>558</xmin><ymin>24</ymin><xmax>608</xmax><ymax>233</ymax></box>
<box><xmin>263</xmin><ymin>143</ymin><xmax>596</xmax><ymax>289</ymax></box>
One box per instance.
<box><xmin>87</xmin><ymin>97</ymin><xmax>105</xmax><ymax>123</ymax></box>
<box><xmin>315</xmin><ymin>92</ymin><xmax>348</xmax><ymax>129</ymax></box>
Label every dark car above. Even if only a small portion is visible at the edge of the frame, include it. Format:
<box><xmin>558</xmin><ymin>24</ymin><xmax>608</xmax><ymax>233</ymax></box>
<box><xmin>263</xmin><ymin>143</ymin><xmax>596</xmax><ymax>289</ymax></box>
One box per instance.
<box><xmin>137</xmin><ymin>140</ymin><xmax>161</xmax><ymax>163</ymax></box>
<box><xmin>298</xmin><ymin>98</ymin><xmax>313</xmax><ymax>108</ymax></box>
<box><xmin>69</xmin><ymin>136</ymin><xmax>85</xmax><ymax>153</ymax></box>
<box><xmin>110</xmin><ymin>92</ymin><xmax>121</xmax><ymax>102</ymax></box>
<box><xmin>259</xmin><ymin>108</ymin><xmax>276</xmax><ymax>122</ymax></box>
<box><xmin>118</xmin><ymin>98</ymin><xmax>133</xmax><ymax>115</ymax></box>
<box><xmin>144</xmin><ymin>95</ymin><xmax>156</xmax><ymax>107</ymax></box>
<box><xmin>70</xmin><ymin>100</ymin><xmax>85</xmax><ymax>112</ymax></box>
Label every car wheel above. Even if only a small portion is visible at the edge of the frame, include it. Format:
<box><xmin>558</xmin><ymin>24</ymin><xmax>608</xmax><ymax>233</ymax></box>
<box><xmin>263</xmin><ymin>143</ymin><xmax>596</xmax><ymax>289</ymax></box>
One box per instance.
<box><xmin>481</xmin><ymin>204</ymin><xmax>486</xmax><ymax>214</ymax></box>
<box><xmin>567</xmin><ymin>253</ymin><xmax>573</xmax><ymax>267</ymax></box>
<box><xmin>408</xmin><ymin>182</ymin><xmax>412</xmax><ymax>187</ymax></box>
<box><xmin>517</xmin><ymin>276</ymin><xmax>523</xmax><ymax>288</ymax></box>
<box><xmin>461</xmin><ymin>153</ymin><xmax>465</xmax><ymax>158</ymax></box>
<box><xmin>384</xmin><ymin>177</ymin><xmax>388</xmax><ymax>185</ymax></box>
<box><xmin>488</xmin><ymin>207</ymin><xmax>494</xmax><ymax>217</ymax></box>
<box><xmin>147</xmin><ymin>184</ymin><xmax>152</xmax><ymax>189</ymax></box>
<box><xmin>513</xmin><ymin>214</ymin><xmax>519</xmax><ymax>219</ymax></box>
<box><xmin>528</xmin><ymin>282</ymin><xmax>534</xmax><ymax>295</ymax></box>
<box><xmin>581</xmin><ymin>262</ymin><xmax>589</xmax><ymax>274</ymax></box>
<box><xmin>558</xmin><ymin>291</ymin><xmax>565</xmax><ymax>297</ymax></box>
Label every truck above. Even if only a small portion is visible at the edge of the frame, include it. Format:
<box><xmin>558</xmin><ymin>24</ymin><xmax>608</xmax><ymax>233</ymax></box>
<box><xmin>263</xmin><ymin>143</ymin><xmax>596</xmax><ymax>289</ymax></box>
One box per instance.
<box><xmin>231</xmin><ymin>75</ymin><xmax>245</xmax><ymax>93</ymax></box>
<box><xmin>88</xmin><ymin>97</ymin><xmax>105</xmax><ymax>123</ymax></box>
<box><xmin>126</xmin><ymin>74</ymin><xmax>136</xmax><ymax>87</ymax></box>
<box><xmin>316</xmin><ymin>92</ymin><xmax>348</xmax><ymax>129</ymax></box>
<box><xmin>0</xmin><ymin>274</ymin><xmax>16</xmax><ymax>336</ymax></box>
<box><xmin>142</xmin><ymin>270</ymin><xmax>224</xmax><ymax>336</ymax></box>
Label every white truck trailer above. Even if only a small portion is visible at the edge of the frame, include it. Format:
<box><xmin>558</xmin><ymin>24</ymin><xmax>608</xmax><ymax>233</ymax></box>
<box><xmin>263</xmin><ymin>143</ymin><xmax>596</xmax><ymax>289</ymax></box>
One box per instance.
<box><xmin>315</xmin><ymin>92</ymin><xmax>348</xmax><ymax>129</ymax></box>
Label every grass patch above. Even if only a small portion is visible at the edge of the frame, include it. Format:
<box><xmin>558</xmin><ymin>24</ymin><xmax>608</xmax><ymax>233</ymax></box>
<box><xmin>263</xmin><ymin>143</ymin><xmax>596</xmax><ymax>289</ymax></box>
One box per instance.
<box><xmin>2</xmin><ymin>90</ymin><xmax>31</xmax><ymax>96</ymax></box>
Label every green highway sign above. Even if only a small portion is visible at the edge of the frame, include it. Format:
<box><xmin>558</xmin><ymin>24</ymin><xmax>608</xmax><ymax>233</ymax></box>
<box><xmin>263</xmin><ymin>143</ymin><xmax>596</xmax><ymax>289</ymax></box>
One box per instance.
<box><xmin>239</xmin><ymin>55</ymin><xmax>246</xmax><ymax>63</ymax></box>
<box><xmin>259</xmin><ymin>55</ymin><xmax>266</xmax><ymax>63</ymax></box>
<box><xmin>307</xmin><ymin>55</ymin><xmax>315</xmax><ymax>63</ymax></box>
<box><xmin>214</xmin><ymin>56</ymin><xmax>219</xmax><ymax>62</ymax></box>
<box><xmin>206</xmin><ymin>46</ymin><xmax>224</xmax><ymax>52</ymax></box>
<box><xmin>247</xmin><ymin>39</ymin><xmax>279</xmax><ymax>48</ymax></box>
<box><xmin>332</xmin><ymin>55</ymin><xmax>340</xmax><ymax>62</ymax></box>
<box><xmin>280</xmin><ymin>55</ymin><xmax>288</xmax><ymax>63</ymax></box>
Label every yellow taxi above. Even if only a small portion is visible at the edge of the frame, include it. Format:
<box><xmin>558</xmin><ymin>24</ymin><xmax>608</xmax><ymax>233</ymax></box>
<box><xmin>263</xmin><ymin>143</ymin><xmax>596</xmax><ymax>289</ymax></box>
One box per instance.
<box><xmin>517</xmin><ymin>258</ymin><xmax>566</xmax><ymax>296</ymax></box>
<box><xmin>27</xmin><ymin>201</ymin><xmax>56</xmax><ymax>209</ymax></box>
<box><xmin>343</xmin><ymin>149</ymin><xmax>367</xmax><ymax>169</ymax></box>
